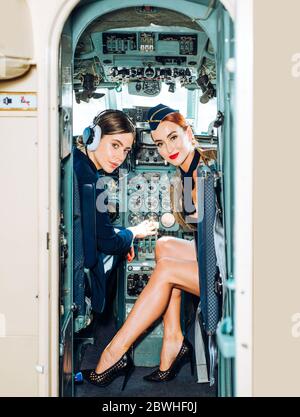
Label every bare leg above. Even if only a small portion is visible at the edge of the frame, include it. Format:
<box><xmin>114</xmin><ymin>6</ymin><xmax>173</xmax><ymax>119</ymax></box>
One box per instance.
<box><xmin>160</xmin><ymin>288</ymin><xmax>183</xmax><ymax>370</ymax></box>
<box><xmin>95</xmin><ymin>256</ymin><xmax>199</xmax><ymax>373</ymax></box>
<box><xmin>155</xmin><ymin>237</ymin><xmax>197</xmax><ymax>370</ymax></box>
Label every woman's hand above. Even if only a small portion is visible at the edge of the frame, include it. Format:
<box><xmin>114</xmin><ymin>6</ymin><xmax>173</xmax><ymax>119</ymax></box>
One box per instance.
<box><xmin>128</xmin><ymin>220</ymin><xmax>159</xmax><ymax>239</ymax></box>
<box><xmin>126</xmin><ymin>246</ymin><xmax>135</xmax><ymax>262</ymax></box>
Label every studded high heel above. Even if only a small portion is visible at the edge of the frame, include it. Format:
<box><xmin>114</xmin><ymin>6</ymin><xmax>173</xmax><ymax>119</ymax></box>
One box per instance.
<box><xmin>143</xmin><ymin>337</ymin><xmax>194</xmax><ymax>382</ymax></box>
<box><xmin>82</xmin><ymin>348</ymin><xmax>135</xmax><ymax>391</ymax></box>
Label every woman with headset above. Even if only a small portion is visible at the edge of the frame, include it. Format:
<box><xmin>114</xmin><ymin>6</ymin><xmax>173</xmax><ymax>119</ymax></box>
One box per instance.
<box><xmin>74</xmin><ymin>109</ymin><xmax>158</xmax><ymax>313</ymax></box>
<box><xmin>82</xmin><ymin>104</ymin><xmax>216</xmax><ymax>391</ymax></box>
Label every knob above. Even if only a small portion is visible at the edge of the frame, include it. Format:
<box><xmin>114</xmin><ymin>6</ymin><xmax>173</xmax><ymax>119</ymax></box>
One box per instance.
<box><xmin>145</xmin><ymin>67</ymin><xmax>155</xmax><ymax>78</ymax></box>
<box><xmin>111</xmin><ymin>67</ymin><xmax>118</xmax><ymax>77</ymax></box>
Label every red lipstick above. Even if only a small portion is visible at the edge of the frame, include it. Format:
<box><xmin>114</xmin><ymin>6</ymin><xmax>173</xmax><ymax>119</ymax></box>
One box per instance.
<box><xmin>169</xmin><ymin>152</ymin><xmax>179</xmax><ymax>160</ymax></box>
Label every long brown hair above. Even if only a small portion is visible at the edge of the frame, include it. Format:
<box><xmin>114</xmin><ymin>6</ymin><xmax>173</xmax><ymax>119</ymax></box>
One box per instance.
<box><xmin>163</xmin><ymin>112</ymin><xmax>217</xmax><ymax>231</ymax></box>
<box><xmin>76</xmin><ymin>109</ymin><xmax>135</xmax><ymax>149</ymax></box>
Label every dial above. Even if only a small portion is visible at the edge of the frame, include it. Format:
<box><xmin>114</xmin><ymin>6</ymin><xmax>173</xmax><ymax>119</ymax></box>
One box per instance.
<box><xmin>145</xmin><ymin>212</ymin><xmax>159</xmax><ymax>223</ymax></box>
<box><xmin>160</xmin><ymin>212</ymin><xmax>175</xmax><ymax>228</ymax></box>
<box><xmin>161</xmin><ymin>197</ymin><xmax>171</xmax><ymax>211</ymax></box>
<box><xmin>160</xmin><ymin>173</ymin><xmax>170</xmax><ymax>192</ymax></box>
<box><xmin>135</xmin><ymin>183</ymin><xmax>146</xmax><ymax>192</ymax></box>
<box><xmin>128</xmin><ymin>193</ymin><xmax>143</xmax><ymax>212</ymax></box>
<box><xmin>128</xmin><ymin>212</ymin><xmax>144</xmax><ymax>226</ymax></box>
<box><xmin>145</xmin><ymin>66</ymin><xmax>155</xmax><ymax>79</ymax></box>
<box><xmin>147</xmin><ymin>181</ymin><xmax>158</xmax><ymax>193</ymax></box>
<box><xmin>160</xmin><ymin>183</ymin><xmax>170</xmax><ymax>193</ymax></box>
<box><xmin>128</xmin><ymin>175</ymin><xmax>147</xmax><ymax>192</ymax></box>
<box><xmin>145</xmin><ymin>195</ymin><xmax>159</xmax><ymax>212</ymax></box>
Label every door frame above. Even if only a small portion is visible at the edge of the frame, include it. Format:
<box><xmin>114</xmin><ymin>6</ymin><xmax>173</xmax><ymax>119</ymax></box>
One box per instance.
<box><xmin>234</xmin><ymin>0</ymin><xmax>254</xmax><ymax>397</ymax></box>
<box><xmin>37</xmin><ymin>0</ymin><xmax>253</xmax><ymax>396</ymax></box>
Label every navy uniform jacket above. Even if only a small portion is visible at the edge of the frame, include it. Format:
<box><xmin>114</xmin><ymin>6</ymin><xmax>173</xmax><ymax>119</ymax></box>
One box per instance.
<box><xmin>73</xmin><ymin>147</ymin><xmax>133</xmax><ymax>312</ymax></box>
<box><xmin>74</xmin><ymin>147</ymin><xmax>133</xmax><ymax>254</ymax></box>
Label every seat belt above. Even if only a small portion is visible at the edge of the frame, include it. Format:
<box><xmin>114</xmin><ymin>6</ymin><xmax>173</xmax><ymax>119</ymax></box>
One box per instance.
<box><xmin>194</xmin><ymin>305</ymin><xmax>209</xmax><ymax>383</ymax></box>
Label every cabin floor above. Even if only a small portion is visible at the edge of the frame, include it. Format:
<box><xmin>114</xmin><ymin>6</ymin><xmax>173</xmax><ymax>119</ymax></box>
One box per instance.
<box><xmin>74</xmin><ymin>304</ymin><xmax>217</xmax><ymax>398</ymax></box>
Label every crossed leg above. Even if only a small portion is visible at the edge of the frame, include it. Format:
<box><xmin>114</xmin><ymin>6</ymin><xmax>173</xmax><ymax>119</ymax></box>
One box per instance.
<box><xmin>154</xmin><ymin>237</ymin><xmax>198</xmax><ymax>370</ymax></box>
<box><xmin>95</xmin><ymin>237</ymin><xmax>199</xmax><ymax>374</ymax></box>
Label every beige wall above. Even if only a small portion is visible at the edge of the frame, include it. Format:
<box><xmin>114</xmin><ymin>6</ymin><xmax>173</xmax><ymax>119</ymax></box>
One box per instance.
<box><xmin>0</xmin><ymin>0</ymin><xmax>33</xmax><ymax>58</ymax></box>
<box><xmin>0</xmin><ymin>0</ymin><xmax>33</xmax><ymax>79</ymax></box>
<box><xmin>0</xmin><ymin>67</ymin><xmax>39</xmax><ymax>396</ymax></box>
<box><xmin>253</xmin><ymin>0</ymin><xmax>300</xmax><ymax>396</ymax></box>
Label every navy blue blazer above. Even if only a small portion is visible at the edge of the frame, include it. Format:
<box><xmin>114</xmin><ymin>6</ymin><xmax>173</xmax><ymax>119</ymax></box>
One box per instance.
<box><xmin>74</xmin><ymin>147</ymin><xmax>133</xmax><ymax>254</ymax></box>
<box><xmin>73</xmin><ymin>147</ymin><xmax>133</xmax><ymax>312</ymax></box>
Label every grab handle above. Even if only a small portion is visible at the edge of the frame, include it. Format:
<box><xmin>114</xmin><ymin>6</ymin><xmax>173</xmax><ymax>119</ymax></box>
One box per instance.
<box><xmin>216</xmin><ymin>317</ymin><xmax>235</xmax><ymax>358</ymax></box>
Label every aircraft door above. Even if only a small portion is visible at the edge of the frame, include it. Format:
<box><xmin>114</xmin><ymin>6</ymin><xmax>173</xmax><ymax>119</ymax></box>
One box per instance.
<box><xmin>214</xmin><ymin>5</ymin><xmax>235</xmax><ymax>397</ymax></box>
<box><xmin>59</xmin><ymin>18</ymin><xmax>74</xmax><ymax>397</ymax></box>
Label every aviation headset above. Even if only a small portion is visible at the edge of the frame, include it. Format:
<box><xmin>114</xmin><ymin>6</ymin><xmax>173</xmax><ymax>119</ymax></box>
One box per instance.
<box><xmin>82</xmin><ymin>109</ymin><xmax>135</xmax><ymax>152</ymax></box>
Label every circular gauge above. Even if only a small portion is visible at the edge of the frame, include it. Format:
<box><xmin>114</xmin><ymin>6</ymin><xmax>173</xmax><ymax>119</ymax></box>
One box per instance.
<box><xmin>145</xmin><ymin>212</ymin><xmax>159</xmax><ymax>223</ymax></box>
<box><xmin>161</xmin><ymin>197</ymin><xmax>171</xmax><ymax>211</ymax></box>
<box><xmin>147</xmin><ymin>181</ymin><xmax>158</xmax><ymax>193</ymax></box>
<box><xmin>145</xmin><ymin>195</ymin><xmax>159</xmax><ymax>212</ymax></box>
<box><xmin>128</xmin><ymin>193</ymin><xmax>143</xmax><ymax>212</ymax></box>
<box><xmin>160</xmin><ymin>183</ymin><xmax>169</xmax><ymax>192</ymax></box>
<box><xmin>160</xmin><ymin>173</ymin><xmax>168</xmax><ymax>182</ymax></box>
<box><xmin>135</xmin><ymin>182</ymin><xmax>146</xmax><ymax>192</ymax></box>
<box><xmin>160</xmin><ymin>212</ymin><xmax>175</xmax><ymax>228</ymax></box>
<box><xmin>130</xmin><ymin>67</ymin><xmax>138</xmax><ymax>77</ymax></box>
<box><xmin>160</xmin><ymin>174</ymin><xmax>170</xmax><ymax>192</ymax></box>
<box><xmin>128</xmin><ymin>175</ymin><xmax>147</xmax><ymax>192</ymax></box>
<box><xmin>145</xmin><ymin>66</ymin><xmax>155</xmax><ymax>79</ymax></box>
<box><xmin>128</xmin><ymin>212</ymin><xmax>144</xmax><ymax>226</ymax></box>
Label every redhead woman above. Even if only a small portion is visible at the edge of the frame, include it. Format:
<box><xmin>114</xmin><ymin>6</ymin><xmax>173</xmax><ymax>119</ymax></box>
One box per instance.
<box><xmin>82</xmin><ymin>104</ymin><xmax>215</xmax><ymax>390</ymax></box>
<box><xmin>74</xmin><ymin>109</ymin><xmax>158</xmax><ymax>313</ymax></box>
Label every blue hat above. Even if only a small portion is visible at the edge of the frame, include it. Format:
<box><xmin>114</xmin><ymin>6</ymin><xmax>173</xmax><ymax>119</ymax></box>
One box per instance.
<box><xmin>147</xmin><ymin>103</ymin><xmax>178</xmax><ymax>131</ymax></box>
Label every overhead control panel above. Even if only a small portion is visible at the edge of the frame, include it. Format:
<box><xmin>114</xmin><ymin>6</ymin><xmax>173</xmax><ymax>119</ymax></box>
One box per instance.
<box><xmin>74</xmin><ymin>28</ymin><xmax>215</xmax><ymax>100</ymax></box>
<box><xmin>80</xmin><ymin>29</ymin><xmax>209</xmax><ymax>90</ymax></box>
<box><xmin>158</xmin><ymin>34</ymin><xmax>197</xmax><ymax>55</ymax></box>
<box><xmin>102</xmin><ymin>32</ymin><xmax>138</xmax><ymax>54</ymax></box>
<box><xmin>73</xmin><ymin>6</ymin><xmax>217</xmax><ymax>103</ymax></box>
<box><xmin>102</xmin><ymin>32</ymin><xmax>198</xmax><ymax>56</ymax></box>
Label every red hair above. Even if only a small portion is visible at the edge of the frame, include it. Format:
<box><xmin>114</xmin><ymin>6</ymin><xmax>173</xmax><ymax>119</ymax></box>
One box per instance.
<box><xmin>161</xmin><ymin>112</ymin><xmax>189</xmax><ymax>131</ymax></box>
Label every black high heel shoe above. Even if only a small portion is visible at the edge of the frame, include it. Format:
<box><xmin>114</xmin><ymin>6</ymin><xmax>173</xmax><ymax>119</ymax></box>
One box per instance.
<box><xmin>143</xmin><ymin>337</ymin><xmax>194</xmax><ymax>382</ymax></box>
<box><xmin>82</xmin><ymin>349</ymin><xmax>135</xmax><ymax>391</ymax></box>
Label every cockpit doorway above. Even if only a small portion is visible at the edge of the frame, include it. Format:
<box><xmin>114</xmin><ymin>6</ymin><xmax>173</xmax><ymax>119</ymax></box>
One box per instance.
<box><xmin>59</xmin><ymin>0</ymin><xmax>235</xmax><ymax>398</ymax></box>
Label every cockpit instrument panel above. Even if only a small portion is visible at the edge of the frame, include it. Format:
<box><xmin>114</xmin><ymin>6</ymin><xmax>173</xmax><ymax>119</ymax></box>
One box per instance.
<box><xmin>101</xmin><ymin>31</ymin><xmax>198</xmax><ymax>57</ymax></box>
<box><xmin>125</xmin><ymin>171</ymin><xmax>179</xmax><ymax>233</ymax></box>
<box><xmin>74</xmin><ymin>24</ymin><xmax>216</xmax><ymax>102</ymax></box>
<box><xmin>79</xmin><ymin>30</ymin><xmax>209</xmax><ymax>89</ymax></box>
